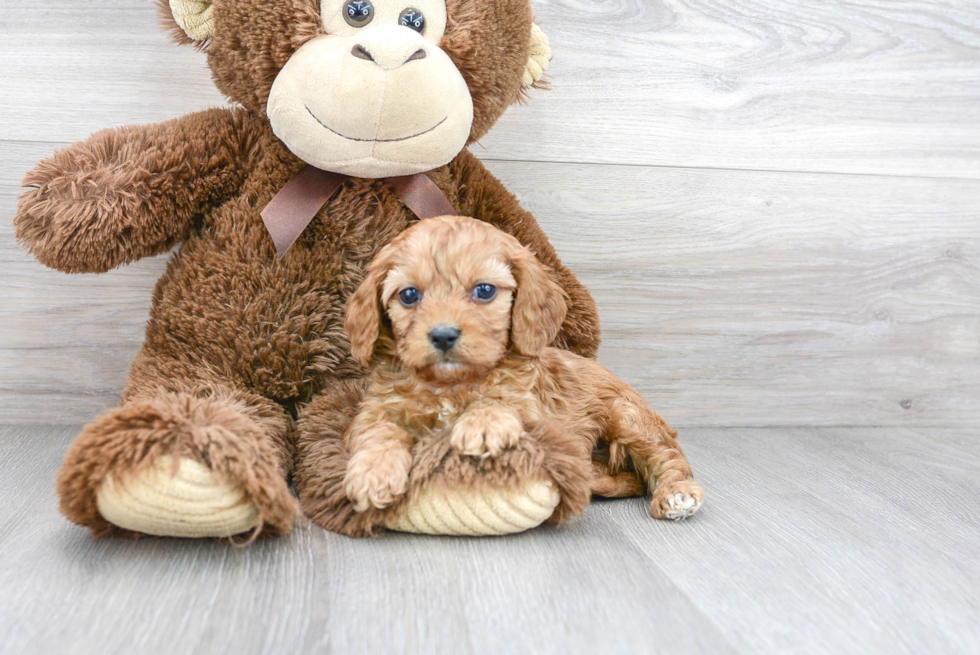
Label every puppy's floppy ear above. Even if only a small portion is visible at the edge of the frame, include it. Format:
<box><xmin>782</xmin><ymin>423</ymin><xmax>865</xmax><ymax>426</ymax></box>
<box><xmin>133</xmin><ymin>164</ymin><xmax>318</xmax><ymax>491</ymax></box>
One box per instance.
<box><xmin>509</xmin><ymin>244</ymin><xmax>568</xmax><ymax>356</ymax></box>
<box><xmin>345</xmin><ymin>248</ymin><xmax>395</xmax><ymax>367</ymax></box>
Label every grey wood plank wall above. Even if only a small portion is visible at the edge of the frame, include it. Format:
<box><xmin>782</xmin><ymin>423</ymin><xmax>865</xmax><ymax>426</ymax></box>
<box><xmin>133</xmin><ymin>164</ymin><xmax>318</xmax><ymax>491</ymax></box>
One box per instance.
<box><xmin>1</xmin><ymin>0</ymin><xmax>978</xmax><ymax>427</ymax></box>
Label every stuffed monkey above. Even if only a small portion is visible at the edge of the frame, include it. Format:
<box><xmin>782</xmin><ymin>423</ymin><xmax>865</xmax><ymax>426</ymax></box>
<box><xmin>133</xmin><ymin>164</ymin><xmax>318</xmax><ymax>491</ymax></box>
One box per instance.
<box><xmin>15</xmin><ymin>0</ymin><xmax>603</xmax><ymax>537</ymax></box>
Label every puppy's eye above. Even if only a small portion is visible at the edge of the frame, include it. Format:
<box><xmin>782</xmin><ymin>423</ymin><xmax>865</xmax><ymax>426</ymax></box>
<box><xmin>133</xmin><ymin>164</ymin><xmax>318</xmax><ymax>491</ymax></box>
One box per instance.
<box><xmin>398</xmin><ymin>8</ymin><xmax>425</xmax><ymax>33</ymax></box>
<box><xmin>344</xmin><ymin>0</ymin><xmax>374</xmax><ymax>27</ymax></box>
<box><xmin>472</xmin><ymin>283</ymin><xmax>496</xmax><ymax>302</ymax></box>
<box><xmin>398</xmin><ymin>287</ymin><xmax>421</xmax><ymax>306</ymax></box>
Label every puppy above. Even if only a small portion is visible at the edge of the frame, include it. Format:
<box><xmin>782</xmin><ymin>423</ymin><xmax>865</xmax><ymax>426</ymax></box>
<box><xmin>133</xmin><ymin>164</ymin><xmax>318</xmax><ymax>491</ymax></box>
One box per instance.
<box><xmin>342</xmin><ymin>215</ymin><xmax>704</xmax><ymax>521</ymax></box>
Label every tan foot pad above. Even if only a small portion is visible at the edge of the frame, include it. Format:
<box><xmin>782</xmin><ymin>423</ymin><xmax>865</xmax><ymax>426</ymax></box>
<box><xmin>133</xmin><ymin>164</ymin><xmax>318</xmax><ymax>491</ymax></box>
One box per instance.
<box><xmin>384</xmin><ymin>480</ymin><xmax>560</xmax><ymax>536</ymax></box>
<box><xmin>95</xmin><ymin>456</ymin><xmax>260</xmax><ymax>538</ymax></box>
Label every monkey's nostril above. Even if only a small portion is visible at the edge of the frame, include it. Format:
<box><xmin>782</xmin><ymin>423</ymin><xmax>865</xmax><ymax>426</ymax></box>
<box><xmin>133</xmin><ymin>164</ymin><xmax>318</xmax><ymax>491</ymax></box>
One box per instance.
<box><xmin>351</xmin><ymin>44</ymin><xmax>375</xmax><ymax>62</ymax></box>
<box><xmin>429</xmin><ymin>325</ymin><xmax>461</xmax><ymax>353</ymax></box>
<box><xmin>405</xmin><ymin>48</ymin><xmax>427</xmax><ymax>63</ymax></box>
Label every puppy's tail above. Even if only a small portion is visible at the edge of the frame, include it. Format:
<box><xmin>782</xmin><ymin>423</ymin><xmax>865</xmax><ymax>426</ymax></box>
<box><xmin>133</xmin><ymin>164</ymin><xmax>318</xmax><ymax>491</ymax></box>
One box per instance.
<box><xmin>591</xmin><ymin>461</ymin><xmax>645</xmax><ymax>498</ymax></box>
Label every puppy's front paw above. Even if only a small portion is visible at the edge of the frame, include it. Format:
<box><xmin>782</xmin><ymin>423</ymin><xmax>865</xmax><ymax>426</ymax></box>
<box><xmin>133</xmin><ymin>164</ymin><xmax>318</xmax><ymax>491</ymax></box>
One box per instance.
<box><xmin>450</xmin><ymin>406</ymin><xmax>524</xmax><ymax>458</ymax></box>
<box><xmin>650</xmin><ymin>479</ymin><xmax>704</xmax><ymax>520</ymax></box>
<box><xmin>344</xmin><ymin>447</ymin><xmax>413</xmax><ymax>513</ymax></box>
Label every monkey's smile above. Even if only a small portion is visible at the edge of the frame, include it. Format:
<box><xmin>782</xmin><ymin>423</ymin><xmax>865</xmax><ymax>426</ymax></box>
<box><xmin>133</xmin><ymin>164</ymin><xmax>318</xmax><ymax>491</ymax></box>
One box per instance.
<box><xmin>306</xmin><ymin>107</ymin><xmax>447</xmax><ymax>143</ymax></box>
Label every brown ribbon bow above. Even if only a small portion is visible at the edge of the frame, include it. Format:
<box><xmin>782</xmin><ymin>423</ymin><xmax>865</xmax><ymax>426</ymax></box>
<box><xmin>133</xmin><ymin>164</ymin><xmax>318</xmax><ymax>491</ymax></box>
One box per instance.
<box><xmin>260</xmin><ymin>165</ymin><xmax>458</xmax><ymax>259</ymax></box>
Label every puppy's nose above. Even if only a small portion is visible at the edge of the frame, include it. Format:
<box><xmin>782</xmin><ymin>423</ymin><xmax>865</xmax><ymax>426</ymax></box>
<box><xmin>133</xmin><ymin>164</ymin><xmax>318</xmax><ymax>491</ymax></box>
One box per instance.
<box><xmin>429</xmin><ymin>325</ymin><xmax>461</xmax><ymax>352</ymax></box>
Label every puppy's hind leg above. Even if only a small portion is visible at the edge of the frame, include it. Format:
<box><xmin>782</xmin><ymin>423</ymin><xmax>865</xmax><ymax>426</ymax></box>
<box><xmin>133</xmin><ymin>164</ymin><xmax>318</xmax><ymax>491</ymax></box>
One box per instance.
<box><xmin>605</xmin><ymin>394</ymin><xmax>704</xmax><ymax>520</ymax></box>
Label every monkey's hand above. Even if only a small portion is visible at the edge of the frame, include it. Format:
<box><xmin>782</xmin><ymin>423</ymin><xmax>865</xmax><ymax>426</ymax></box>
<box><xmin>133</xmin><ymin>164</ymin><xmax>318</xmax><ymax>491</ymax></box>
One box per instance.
<box><xmin>15</xmin><ymin>108</ymin><xmax>253</xmax><ymax>273</ymax></box>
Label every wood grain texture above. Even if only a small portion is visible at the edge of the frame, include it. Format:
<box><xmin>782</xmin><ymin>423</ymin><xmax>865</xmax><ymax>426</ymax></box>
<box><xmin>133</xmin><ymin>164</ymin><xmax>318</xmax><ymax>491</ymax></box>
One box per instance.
<box><xmin>0</xmin><ymin>1</ymin><xmax>978</xmax><ymax>177</ymax></box>
<box><xmin>494</xmin><ymin>0</ymin><xmax>980</xmax><ymax>178</ymax></box>
<box><xmin>606</xmin><ymin>426</ymin><xmax>980</xmax><ymax>653</ymax></box>
<box><xmin>2</xmin><ymin>0</ymin><xmax>979</xmax><ymax>426</ymax></box>
<box><xmin>3</xmin><ymin>145</ymin><xmax>977</xmax><ymax>426</ymax></box>
<box><xmin>1</xmin><ymin>425</ymin><xmax>978</xmax><ymax>654</ymax></box>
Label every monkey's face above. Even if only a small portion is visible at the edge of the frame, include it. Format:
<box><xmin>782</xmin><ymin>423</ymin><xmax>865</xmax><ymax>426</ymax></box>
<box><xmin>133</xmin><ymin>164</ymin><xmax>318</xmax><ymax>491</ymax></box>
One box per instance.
<box><xmin>162</xmin><ymin>0</ymin><xmax>543</xmax><ymax>175</ymax></box>
<box><xmin>267</xmin><ymin>0</ymin><xmax>473</xmax><ymax>178</ymax></box>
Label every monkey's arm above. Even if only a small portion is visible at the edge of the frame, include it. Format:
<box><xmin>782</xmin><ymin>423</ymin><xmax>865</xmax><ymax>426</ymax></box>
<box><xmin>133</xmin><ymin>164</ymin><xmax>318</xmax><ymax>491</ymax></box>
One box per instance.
<box><xmin>15</xmin><ymin>107</ymin><xmax>255</xmax><ymax>273</ymax></box>
<box><xmin>450</xmin><ymin>150</ymin><xmax>601</xmax><ymax>358</ymax></box>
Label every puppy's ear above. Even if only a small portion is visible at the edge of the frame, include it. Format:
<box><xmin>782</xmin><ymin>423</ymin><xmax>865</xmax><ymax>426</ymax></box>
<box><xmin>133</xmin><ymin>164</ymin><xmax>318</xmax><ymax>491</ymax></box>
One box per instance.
<box><xmin>345</xmin><ymin>249</ymin><xmax>394</xmax><ymax>367</ymax></box>
<box><xmin>509</xmin><ymin>245</ymin><xmax>569</xmax><ymax>356</ymax></box>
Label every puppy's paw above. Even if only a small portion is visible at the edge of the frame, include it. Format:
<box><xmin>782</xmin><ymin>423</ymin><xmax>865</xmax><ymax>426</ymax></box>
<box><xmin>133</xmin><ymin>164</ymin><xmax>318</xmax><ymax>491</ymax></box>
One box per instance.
<box><xmin>344</xmin><ymin>447</ymin><xmax>413</xmax><ymax>513</ymax></box>
<box><xmin>450</xmin><ymin>405</ymin><xmax>524</xmax><ymax>458</ymax></box>
<box><xmin>650</xmin><ymin>479</ymin><xmax>704</xmax><ymax>520</ymax></box>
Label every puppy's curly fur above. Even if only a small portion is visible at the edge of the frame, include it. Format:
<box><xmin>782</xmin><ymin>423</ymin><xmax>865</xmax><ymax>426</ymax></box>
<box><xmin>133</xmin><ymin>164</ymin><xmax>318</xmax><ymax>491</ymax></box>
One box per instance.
<box><xmin>342</xmin><ymin>216</ymin><xmax>703</xmax><ymax>524</ymax></box>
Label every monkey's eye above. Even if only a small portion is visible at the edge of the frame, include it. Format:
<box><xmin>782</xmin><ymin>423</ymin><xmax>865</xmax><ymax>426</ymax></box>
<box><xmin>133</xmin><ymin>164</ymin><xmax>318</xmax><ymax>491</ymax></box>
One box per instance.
<box><xmin>472</xmin><ymin>284</ymin><xmax>496</xmax><ymax>302</ymax></box>
<box><xmin>398</xmin><ymin>8</ymin><xmax>425</xmax><ymax>33</ymax></box>
<box><xmin>344</xmin><ymin>0</ymin><xmax>374</xmax><ymax>27</ymax></box>
<box><xmin>398</xmin><ymin>287</ymin><xmax>421</xmax><ymax>306</ymax></box>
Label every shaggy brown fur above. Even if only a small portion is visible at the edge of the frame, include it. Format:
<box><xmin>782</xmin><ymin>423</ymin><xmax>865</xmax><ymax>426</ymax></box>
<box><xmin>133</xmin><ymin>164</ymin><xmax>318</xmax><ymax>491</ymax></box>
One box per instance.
<box><xmin>297</xmin><ymin>217</ymin><xmax>702</xmax><ymax>536</ymax></box>
<box><xmin>15</xmin><ymin>0</ymin><xmax>599</xmax><ymax>537</ymax></box>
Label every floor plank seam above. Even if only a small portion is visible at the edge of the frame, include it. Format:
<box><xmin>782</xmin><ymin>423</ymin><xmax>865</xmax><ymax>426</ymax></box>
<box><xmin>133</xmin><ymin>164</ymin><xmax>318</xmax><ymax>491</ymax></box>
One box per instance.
<box><xmin>475</xmin><ymin>155</ymin><xmax>980</xmax><ymax>182</ymax></box>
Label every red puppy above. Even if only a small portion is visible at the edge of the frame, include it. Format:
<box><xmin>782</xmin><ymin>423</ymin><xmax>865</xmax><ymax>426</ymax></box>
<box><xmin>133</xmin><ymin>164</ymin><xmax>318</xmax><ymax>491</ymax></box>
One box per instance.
<box><xmin>343</xmin><ymin>215</ymin><xmax>704</xmax><ymax>520</ymax></box>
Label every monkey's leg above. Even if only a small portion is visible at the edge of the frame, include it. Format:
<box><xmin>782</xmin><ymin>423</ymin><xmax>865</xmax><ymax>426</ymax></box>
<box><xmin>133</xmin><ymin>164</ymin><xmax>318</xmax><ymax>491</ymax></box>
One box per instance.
<box><xmin>292</xmin><ymin>378</ymin><xmax>368</xmax><ymax>535</ymax></box>
<box><xmin>57</xmin><ymin>356</ymin><xmax>298</xmax><ymax>539</ymax></box>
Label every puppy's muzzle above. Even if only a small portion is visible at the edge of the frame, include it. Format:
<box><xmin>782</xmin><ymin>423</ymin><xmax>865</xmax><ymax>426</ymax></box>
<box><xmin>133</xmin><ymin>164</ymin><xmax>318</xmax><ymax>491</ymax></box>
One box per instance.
<box><xmin>429</xmin><ymin>324</ymin><xmax>461</xmax><ymax>352</ymax></box>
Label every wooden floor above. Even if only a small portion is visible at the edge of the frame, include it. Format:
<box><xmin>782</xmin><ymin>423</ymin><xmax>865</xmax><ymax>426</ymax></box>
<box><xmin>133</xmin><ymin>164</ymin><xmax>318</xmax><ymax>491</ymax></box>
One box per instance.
<box><xmin>1</xmin><ymin>425</ymin><xmax>977</xmax><ymax>655</ymax></box>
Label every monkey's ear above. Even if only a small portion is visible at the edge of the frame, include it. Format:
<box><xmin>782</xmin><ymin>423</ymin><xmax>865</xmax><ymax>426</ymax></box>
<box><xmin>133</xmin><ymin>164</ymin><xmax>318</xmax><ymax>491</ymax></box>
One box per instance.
<box><xmin>521</xmin><ymin>24</ymin><xmax>551</xmax><ymax>89</ymax></box>
<box><xmin>158</xmin><ymin>0</ymin><xmax>214</xmax><ymax>45</ymax></box>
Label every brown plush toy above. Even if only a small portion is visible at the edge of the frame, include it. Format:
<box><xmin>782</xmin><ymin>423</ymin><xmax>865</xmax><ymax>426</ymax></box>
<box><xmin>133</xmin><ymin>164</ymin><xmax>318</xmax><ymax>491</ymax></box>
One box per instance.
<box><xmin>14</xmin><ymin>0</ymin><xmax>603</xmax><ymax>538</ymax></box>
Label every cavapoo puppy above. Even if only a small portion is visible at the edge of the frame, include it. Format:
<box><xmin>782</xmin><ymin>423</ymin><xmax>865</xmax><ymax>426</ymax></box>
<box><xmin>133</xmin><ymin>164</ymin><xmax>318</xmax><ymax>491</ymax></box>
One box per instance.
<box><xmin>342</xmin><ymin>215</ymin><xmax>704</xmax><ymax>521</ymax></box>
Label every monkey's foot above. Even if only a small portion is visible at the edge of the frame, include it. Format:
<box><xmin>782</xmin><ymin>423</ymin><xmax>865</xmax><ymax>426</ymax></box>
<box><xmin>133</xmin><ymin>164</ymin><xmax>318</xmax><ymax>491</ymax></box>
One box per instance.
<box><xmin>385</xmin><ymin>480</ymin><xmax>560</xmax><ymax>536</ymax></box>
<box><xmin>96</xmin><ymin>456</ymin><xmax>260</xmax><ymax>538</ymax></box>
